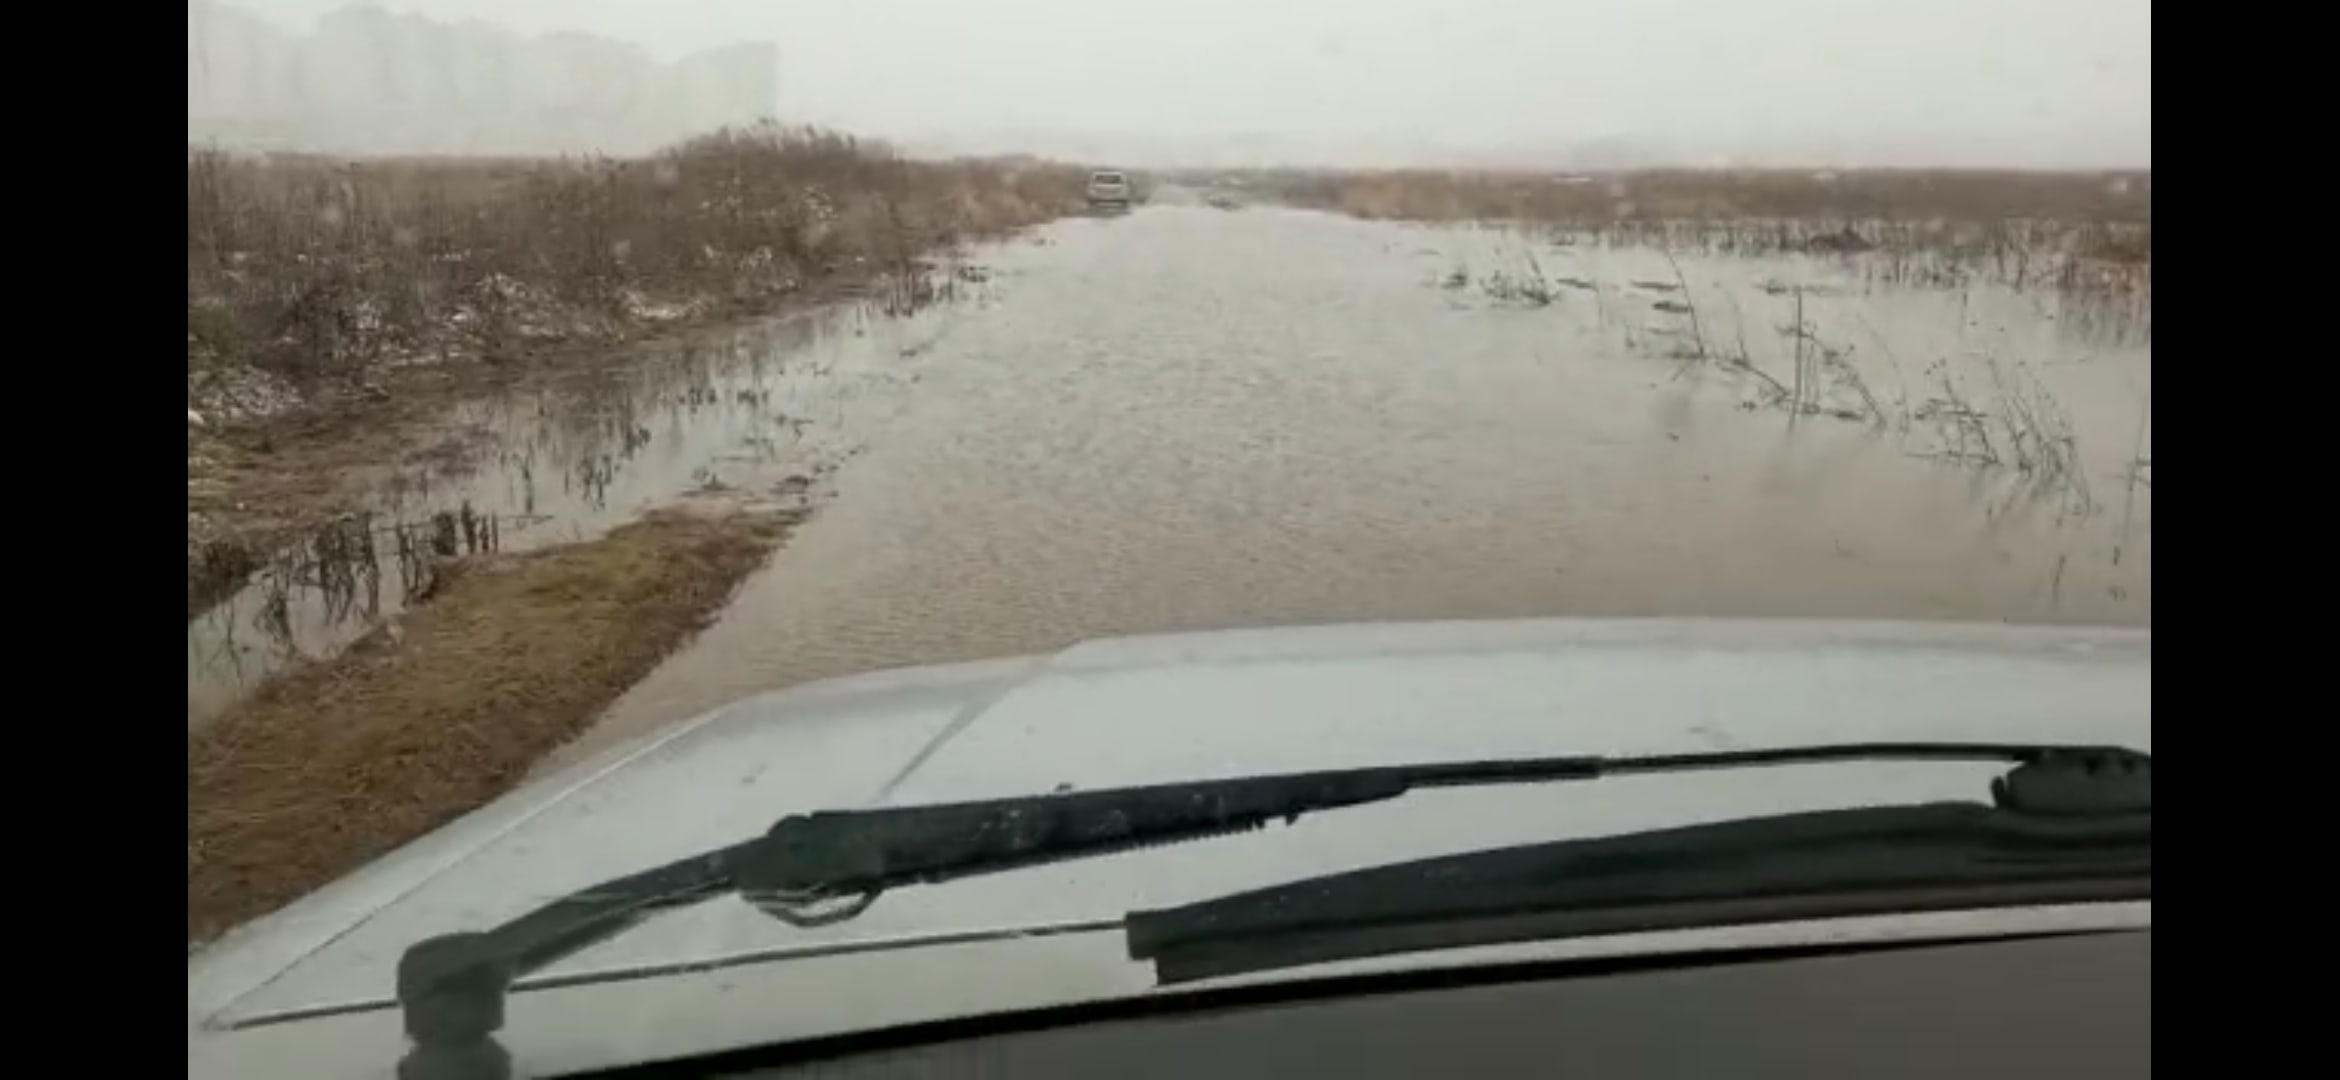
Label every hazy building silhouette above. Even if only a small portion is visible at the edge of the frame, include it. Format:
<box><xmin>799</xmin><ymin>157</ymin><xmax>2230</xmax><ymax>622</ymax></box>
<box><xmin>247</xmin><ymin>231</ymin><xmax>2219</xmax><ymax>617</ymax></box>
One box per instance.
<box><xmin>188</xmin><ymin>1</ymin><xmax>778</xmax><ymax>155</ymax></box>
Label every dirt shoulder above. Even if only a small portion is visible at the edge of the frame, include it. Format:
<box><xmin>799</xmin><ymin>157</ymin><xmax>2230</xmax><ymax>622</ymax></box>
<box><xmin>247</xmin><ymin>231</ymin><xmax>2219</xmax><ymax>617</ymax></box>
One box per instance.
<box><xmin>186</xmin><ymin>508</ymin><xmax>794</xmax><ymax>944</ymax></box>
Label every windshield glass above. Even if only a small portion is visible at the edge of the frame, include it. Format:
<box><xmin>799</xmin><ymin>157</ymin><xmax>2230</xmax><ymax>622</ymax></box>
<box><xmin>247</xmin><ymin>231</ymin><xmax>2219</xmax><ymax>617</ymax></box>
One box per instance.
<box><xmin>189</xmin><ymin>0</ymin><xmax>2149</xmax><ymax>1069</ymax></box>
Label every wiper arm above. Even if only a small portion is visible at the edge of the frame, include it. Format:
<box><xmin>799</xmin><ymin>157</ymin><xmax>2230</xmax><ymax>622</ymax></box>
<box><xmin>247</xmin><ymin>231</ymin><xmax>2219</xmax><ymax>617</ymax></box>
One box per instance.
<box><xmin>393</xmin><ymin>742</ymin><xmax>2146</xmax><ymax>1080</ymax></box>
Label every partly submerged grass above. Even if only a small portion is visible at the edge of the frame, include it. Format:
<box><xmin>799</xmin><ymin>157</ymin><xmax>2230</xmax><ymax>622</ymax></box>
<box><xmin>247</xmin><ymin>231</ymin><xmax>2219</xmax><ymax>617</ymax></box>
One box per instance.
<box><xmin>1224</xmin><ymin>167</ymin><xmax>2151</xmax><ymax>227</ymax></box>
<box><xmin>186</xmin><ymin>125</ymin><xmax>1086</xmax><ymax>619</ymax></box>
<box><xmin>1217</xmin><ymin>166</ymin><xmax>2152</xmax><ymax>295</ymax></box>
<box><xmin>186</xmin><ymin>508</ymin><xmax>793</xmax><ymax>944</ymax></box>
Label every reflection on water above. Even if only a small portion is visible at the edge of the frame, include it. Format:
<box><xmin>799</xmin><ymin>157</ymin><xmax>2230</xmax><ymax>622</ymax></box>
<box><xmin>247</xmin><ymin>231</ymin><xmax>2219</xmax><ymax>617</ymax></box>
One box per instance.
<box><xmin>190</xmin><ymin>206</ymin><xmax>2150</xmax><ymax>743</ymax></box>
<box><xmin>543</xmin><ymin>205</ymin><xmax>2150</xmax><ymax>765</ymax></box>
<box><xmin>186</xmin><ymin>288</ymin><xmax>984</xmax><ymax>726</ymax></box>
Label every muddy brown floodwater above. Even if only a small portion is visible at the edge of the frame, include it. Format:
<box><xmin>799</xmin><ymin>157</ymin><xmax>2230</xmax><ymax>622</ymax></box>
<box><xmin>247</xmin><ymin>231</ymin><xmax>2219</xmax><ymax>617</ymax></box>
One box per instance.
<box><xmin>189</xmin><ymin>204</ymin><xmax>2150</xmax><ymax>761</ymax></box>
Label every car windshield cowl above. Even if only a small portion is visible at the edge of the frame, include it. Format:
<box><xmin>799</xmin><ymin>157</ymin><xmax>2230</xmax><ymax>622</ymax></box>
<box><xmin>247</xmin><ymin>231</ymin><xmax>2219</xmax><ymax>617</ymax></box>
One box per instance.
<box><xmin>390</xmin><ymin>742</ymin><xmax>2147</xmax><ymax>1080</ymax></box>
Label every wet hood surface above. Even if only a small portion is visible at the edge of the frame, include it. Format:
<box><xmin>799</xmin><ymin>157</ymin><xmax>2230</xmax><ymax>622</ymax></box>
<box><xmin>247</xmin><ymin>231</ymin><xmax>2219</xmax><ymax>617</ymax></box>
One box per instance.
<box><xmin>188</xmin><ymin>617</ymin><xmax>2150</xmax><ymax>1076</ymax></box>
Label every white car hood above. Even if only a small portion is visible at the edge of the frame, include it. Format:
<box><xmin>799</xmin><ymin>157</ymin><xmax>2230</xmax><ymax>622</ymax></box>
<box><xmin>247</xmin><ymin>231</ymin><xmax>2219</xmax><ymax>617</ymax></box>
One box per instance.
<box><xmin>188</xmin><ymin>617</ymin><xmax>2150</xmax><ymax>1077</ymax></box>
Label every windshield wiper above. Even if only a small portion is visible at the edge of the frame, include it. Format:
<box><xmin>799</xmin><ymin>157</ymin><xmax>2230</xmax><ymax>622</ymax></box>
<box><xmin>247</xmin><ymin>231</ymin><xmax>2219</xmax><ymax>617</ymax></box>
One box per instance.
<box><xmin>1128</xmin><ymin>799</ymin><xmax>2148</xmax><ymax>985</ymax></box>
<box><xmin>393</xmin><ymin>742</ymin><xmax>2147</xmax><ymax>1080</ymax></box>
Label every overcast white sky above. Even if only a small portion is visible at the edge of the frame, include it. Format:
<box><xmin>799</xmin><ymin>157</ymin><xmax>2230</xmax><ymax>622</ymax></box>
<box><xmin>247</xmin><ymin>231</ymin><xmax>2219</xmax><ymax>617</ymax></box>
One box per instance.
<box><xmin>224</xmin><ymin>0</ymin><xmax>2152</xmax><ymax>165</ymax></box>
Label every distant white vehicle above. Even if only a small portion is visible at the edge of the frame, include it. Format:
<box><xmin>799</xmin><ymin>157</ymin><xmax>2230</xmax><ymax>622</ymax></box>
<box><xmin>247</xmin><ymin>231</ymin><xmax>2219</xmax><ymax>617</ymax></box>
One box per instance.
<box><xmin>1086</xmin><ymin>169</ymin><xmax>1134</xmax><ymax>212</ymax></box>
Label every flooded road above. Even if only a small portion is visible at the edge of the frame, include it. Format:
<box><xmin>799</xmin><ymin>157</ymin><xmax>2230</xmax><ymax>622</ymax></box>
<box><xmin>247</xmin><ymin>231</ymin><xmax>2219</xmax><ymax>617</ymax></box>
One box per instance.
<box><xmin>190</xmin><ymin>204</ymin><xmax>2150</xmax><ymax>742</ymax></box>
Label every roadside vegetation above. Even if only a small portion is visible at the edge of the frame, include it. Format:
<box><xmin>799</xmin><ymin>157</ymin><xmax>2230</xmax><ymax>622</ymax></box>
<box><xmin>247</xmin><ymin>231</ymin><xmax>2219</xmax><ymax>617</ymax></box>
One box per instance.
<box><xmin>1234</xmin><ymin>166</ymin><xmax>2150</xmax><ymax>288</ymax></box>
<box><xmin>1240</xmin><ymin>166</ymin><xmax>2151</xmax><ymax>225</ymax></box>
<box><xmin>188</xmin><ymin>124</ymin><xmax>1084</xmax><ymax>395</ymax></box>
<box><xmin>188</xmin><ymin>124</ymin><xmax>1087</xmax><ymax>615</ymax></box>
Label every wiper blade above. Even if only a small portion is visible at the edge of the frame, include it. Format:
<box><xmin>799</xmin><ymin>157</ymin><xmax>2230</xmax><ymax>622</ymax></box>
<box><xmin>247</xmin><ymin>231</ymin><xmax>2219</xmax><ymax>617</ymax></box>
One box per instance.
<box><xmin>393</xmin><ymin>742</ymin><xmax>2146</xmax><ymax>1080</ymax></box>
<box><xmin>1128</xmin><ymin>800</ymin><xmax>2149</xmax><ymax>985</ymax></box>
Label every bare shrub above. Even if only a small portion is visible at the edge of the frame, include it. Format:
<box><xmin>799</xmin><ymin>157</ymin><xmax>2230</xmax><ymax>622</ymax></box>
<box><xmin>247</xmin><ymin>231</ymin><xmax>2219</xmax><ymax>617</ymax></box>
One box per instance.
<box><xmin>186</xmin><ymin>125</ymin><xmax>1087</xmax><ymax>397</ymax></box>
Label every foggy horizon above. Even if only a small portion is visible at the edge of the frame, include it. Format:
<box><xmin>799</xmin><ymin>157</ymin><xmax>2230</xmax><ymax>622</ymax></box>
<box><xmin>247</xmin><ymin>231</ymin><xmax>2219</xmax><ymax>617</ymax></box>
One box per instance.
<box><xmin>195</xmin><ymin>0</ymin><xmax>2151</xmax><ymax>169</ymax></box>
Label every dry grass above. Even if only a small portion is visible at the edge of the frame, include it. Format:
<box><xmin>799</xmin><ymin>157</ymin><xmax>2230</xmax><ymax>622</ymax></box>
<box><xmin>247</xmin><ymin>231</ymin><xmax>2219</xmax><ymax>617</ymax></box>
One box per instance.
<box><xmin>1236</xmin><ymin>167</ymin><xmax>2151</xmax><ymax>288</ymax></box>
<box><xmin>186</xmin><ymin>508</ymin><xmax>794</xmax><ymax>944</ymax></box>
<box><xmin>1244</xmin><ymin>167</ymin><xmax>2150</xmax><ymax>226</ymax></box>
<box><xmin>188</xmin><ymin>124</ymin><xmax>1087</xmax><ymax>401</ymax></box>
<box><xmin>1232</xmin><ymin>167</ymin><xmax>2153</xmax><ymax>312</ymax></box>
